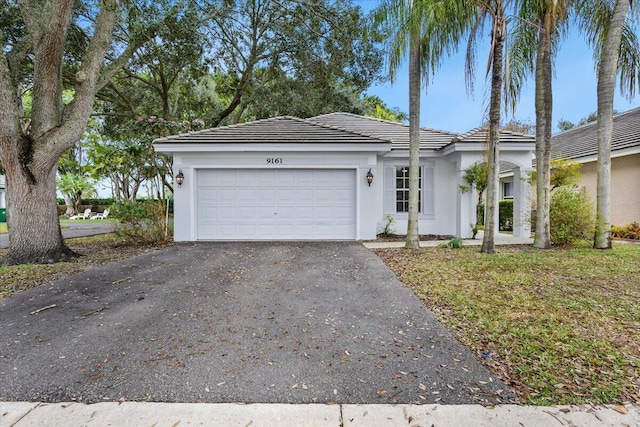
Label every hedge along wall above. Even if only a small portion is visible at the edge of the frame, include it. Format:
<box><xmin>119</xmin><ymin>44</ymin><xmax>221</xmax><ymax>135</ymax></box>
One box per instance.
<box><xmin>57</xmin><ymin>198</ymin><xmax>174</xmax><ymax>216</ymax></box>
<box><xmin>477</xmin><ymin>200</ymin><xmax>514</xmax><ymax>231</ymax></box>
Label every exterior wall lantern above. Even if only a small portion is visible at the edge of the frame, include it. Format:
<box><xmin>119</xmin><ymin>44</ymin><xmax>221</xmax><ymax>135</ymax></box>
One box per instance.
<box><xmin>366</xmin><ymin>169</ymin><xmax>374</xmax><ymax>187</ymax></box>
<box><xmin>175</xmin><ymin>170</ymin><xmax>185</xmax><ymax>187</ymax></box>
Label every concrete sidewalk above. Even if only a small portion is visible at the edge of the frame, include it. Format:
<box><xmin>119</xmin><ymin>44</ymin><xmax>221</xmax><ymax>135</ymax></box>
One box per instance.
<box><xmin>2</xmin><ymin>401</ymin><xmax>639</xmax><ymax>426</ymax></box>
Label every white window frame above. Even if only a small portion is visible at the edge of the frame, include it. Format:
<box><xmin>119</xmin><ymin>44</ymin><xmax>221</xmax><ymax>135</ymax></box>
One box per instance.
<box><xmin>503</xmin><ymin>181</ymin><xmax>514</xmax><ymax>199</ymax></box>
<box><xmin>395</xmin><ymin>166</ymin><xmax>421</xmax><ymax>213</ymax></box>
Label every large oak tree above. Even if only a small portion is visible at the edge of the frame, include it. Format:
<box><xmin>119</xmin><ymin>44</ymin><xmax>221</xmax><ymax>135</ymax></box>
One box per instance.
<box><xmin>0</xmin><ymin>0</ymin><xmax>153</xmax><ymax>264</ymax></box>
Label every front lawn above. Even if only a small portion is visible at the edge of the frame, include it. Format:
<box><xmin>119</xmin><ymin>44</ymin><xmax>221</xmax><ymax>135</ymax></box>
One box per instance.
<box><xmin>375</xmin><ymin>244</ymin><xmax>640</xmax><ymax>405</ymax></box>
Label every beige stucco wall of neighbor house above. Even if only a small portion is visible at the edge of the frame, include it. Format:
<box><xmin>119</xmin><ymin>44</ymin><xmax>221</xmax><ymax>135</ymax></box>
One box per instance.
<box><xmin>579</xmin><ymin>153</ymin><xmax>640</xmax><ymax>226</ymax></box>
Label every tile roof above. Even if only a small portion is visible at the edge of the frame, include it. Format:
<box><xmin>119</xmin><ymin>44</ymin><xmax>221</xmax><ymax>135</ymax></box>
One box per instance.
<box><xmin>552</xmin><ymin>107</ymin><xmax>640</xmax><ymax>159</ymax></box>
<box><xmin>308</xmin><ymin>112</ymin><xmax>457</xmax><ymax>149</ymax></box>
<box><xmin>154</xmin><ymin>112</ymin><xmax>538</xmax><ymax>151</ymax></box>
<box><xmin>452</xmin><ymin>127</ymin><xmax>535</xmax><ymax>144</ymax></box>
<box><xmin>154</xmin><ymin>116</ymin><xmax>390</xmax><ymax>144</ymax></box>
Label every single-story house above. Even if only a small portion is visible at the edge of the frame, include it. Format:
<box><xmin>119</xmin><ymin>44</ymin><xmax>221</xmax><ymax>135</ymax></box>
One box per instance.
<box><xmin>501</xmin><ymin>107</ymin><xmax>640</xmax><ymax>226</ymax></box>
<box><xmin>154</xmin><ymin>113</ymin><xmax>535</xmax><ymax>241</ymax></box>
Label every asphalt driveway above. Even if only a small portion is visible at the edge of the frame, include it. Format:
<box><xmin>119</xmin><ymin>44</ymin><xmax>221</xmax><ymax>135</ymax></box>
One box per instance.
<box><xmin>0</xmin><ymin>242</ymin><xmax>515</xmax><ymax>405</ymax></box>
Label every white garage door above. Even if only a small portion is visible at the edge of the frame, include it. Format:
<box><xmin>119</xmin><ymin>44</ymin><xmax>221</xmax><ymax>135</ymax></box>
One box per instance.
<box><xmin>196</xmin><ymin>169</ymin><xmax>356</xmax><ymax>240</ymax></box>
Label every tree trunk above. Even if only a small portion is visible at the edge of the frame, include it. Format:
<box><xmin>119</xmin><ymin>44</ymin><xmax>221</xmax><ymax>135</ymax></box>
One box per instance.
<box><xmin>594</xmin><ymin>0</ymin><xmax>629</xmax><ymax>249</ymax></box>
<box><xmin>533</xmin><ymin>13</ymin><xmax>553</xmax><ymax>249</ymax></box>
<box><xmin>481</xmin><ymin>9</ymin><xmax>506</xmax><ymax>254</ymax></box>
<box><xmin>63</xmin><ymin>194</ymin><xmax>75</xmax><ymax>216</ymax></box>
<box><xmin>406</xmin><ymin>32</ymin><xmax>421</xmax><ymax>249</ymax></box>
<box><xmin>3</xmin><ymin>157</ymin><xmax>77</xmax><ymax>265</ymax></box>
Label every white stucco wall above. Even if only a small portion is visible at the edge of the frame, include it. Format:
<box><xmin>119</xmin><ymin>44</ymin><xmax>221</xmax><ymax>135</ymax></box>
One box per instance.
<box><xmin>158</xmin><ymin>141</ymin><xmax>534</xmax><ymax>241</ymax></box>
<box><xmin>377</xmin><ymin>157</ymin><xmax>461</xmax><ymax>237</ymax></box>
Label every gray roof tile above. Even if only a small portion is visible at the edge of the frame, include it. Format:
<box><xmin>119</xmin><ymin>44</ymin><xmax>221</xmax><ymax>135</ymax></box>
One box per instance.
<box><xmin>308</xmin><ymin>112</ymin><xmax>457</xmax><ymax>149</ymax></box>
<box><xmin>154</xmin><ymin>116</ymin><xmax>390</xmax><ymax>144</ymax></box>
<box><xmin>154</xmin><ymin>112</ymin><xmax>538</xmax><ymax>150</ymax></box>
<box><xmin>552</xmin><ymin>107</ymin><xmax>640</xmax><ymax>159</ymax></box>
<box><xmin>452</xmin><ymin>127</ymin><xmax>535</xmax><ymax>144</ymax></box>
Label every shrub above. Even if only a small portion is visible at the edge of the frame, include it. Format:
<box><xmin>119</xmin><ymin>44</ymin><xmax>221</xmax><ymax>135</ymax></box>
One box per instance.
<box><xmin>611</xmin><ymin>222</ymin><xmax>640</xmax><ymax>240</ymax></box>
<box><xmin>477</xmin><ymin>200</ymin><xmax>514</xmax><ymax>231</ymax></box>
<box><xmin>110</xmin><ymin>200</ymin><xmax>169</xmax><ymax>245</ymax></box>
<box><xmin>549</xmin><ymin>186</ymin><xmax>595</xmax><ymax>245</ymax></box>
<box><xmin>382</xmin><ymin>214</ymin><xmax>396</xmax><ymax>236</ymax></box>
<box><xmin>438</xmin><ymin>237</ymin><xmax>464</xmax><ymax>249</ymax></box>
<box><xmin>499</xmin><ymin>200</ymin><xmax>513</xmax><ymax>231</ymax></box>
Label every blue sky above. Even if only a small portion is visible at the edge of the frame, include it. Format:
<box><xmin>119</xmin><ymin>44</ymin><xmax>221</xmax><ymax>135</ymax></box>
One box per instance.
<box><xmin>358</xmin><ymin>1</ymin><xmax>640</xmax><ymax>134</ymax></box>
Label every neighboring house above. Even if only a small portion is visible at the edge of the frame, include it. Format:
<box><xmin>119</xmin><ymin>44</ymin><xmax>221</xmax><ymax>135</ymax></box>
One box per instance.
<box><xmin>154</xmin><ymin>113</ymin><xmax>535</xmax><ymax>242</ymax></box>
<box><xmin>501</xmin><ymin>107</ymin><xmax>640</xmax><ymax>226</ymax></box>
<box><xmin>0</xmin><ymin>175</ymin><xmax>5</xmax><ymax>209</ymax></box>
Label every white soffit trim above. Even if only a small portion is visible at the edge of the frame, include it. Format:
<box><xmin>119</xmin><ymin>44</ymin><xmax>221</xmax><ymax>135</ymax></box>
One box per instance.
<box><xmin>437</xmin><ymin>142</ymin><xmax>535</xmax><ymax>157</ymax></box>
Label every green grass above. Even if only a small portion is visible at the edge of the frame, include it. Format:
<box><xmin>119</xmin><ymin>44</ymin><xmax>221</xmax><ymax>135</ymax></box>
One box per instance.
<box><xmin>0</xmin><ymin>223</ymin><xmax>6</xmax><ymax>233</ymax></box>
<box><xmin>375</xmin><ymin>243</ymin><xmax>640</xmax><ymax>405</ymax></box>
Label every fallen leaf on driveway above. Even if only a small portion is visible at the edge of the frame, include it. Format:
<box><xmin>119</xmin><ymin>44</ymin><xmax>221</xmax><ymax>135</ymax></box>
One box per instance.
<box><xmin>377</xmin><ymin>390</ymin><xmax>388</xmax><ymax>397</ymax></box>
<box><xmin>614</xmin><ymin>404</ymin><xmax>628</xmax><ymax>414</ymax></box>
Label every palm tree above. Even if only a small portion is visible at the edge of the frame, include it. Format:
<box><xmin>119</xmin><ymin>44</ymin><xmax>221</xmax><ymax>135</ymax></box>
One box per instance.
<box><xmin>464</xmin><ymin>0</ymin><xmax>509</xmax><ymax>254</ymax></box>
<box><xmin>508</xmin><ymin>0</ymin><xmax>572</xmax><ymax>249</ymax></box>
<box><xmin>375</xmin><ymin>0</ymin><xmax>471</xmax><ymax>248</ymax></box>
<box><xmin>576</xmin><ymin>0</ymin><xmax>639</xmax><ymax>249</ymax></box>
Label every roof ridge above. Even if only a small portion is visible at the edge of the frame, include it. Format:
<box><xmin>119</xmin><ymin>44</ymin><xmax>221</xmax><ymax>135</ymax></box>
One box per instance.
<box><xmin>452</xmin><ymin>127</ymin><xmax>486</xmax><ymax>142</ymax></box>
<box><xmin>309</xmin><ymin>112</ymin><xmax>458</xmax><ymax>136</ymax></box>
<box><xmin>154</xmin><ymin>115</ymin><xmax>394</xmax><ymax>144</ymax></box>
<box><xmin>299</xmin><ymin>115</ymin><xmax>392</xmax><ymax>143</ymax></box>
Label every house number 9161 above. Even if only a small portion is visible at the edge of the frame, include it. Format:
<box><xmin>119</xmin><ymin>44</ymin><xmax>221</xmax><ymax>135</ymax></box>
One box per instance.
<box><xmin>266</xmin><ymin>158</ymin><xmax>283</xmax><ymax>164</ymax></box>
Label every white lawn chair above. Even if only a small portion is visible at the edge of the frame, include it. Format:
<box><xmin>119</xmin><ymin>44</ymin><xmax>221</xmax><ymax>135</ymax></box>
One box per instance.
<box><xmin>69</xmin><ymin>208</ymin><xmax>91</xmax><ymax>220</ymax></box>
<box><xmin>91</xmin><ymin>209</ymin><xmax>109</xmax><ymax>220</ymax></box>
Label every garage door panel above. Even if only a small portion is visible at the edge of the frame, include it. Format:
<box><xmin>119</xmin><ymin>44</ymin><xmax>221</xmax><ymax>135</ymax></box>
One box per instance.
<box><xmin>199</xmin><ymin>188</ymin><xmax>218</xmax><ymax>203</ymax></box>
<box><xmin>276</xmin><ymin>188</ymin><xmax>296</xmax><ymax>204</ymax></box>
<box><xmin>295</xmin><ymin>206</ymin><xmax>314</xmax><ymax>217</ymax></box>
<box><xmin>333</xmin><ymin>206</ymin><xmax>355</xmax><ymax>220</ymax></box>
<box><xmin>218</xmin><ymin>173</ymin><xmax>237</xmax><ymax>186</ymax></box>
<box><xmin>295</xmin><ymin>188</ymin><xmax>314</xmax><ymax>203</ymax></box>
<box><xmin>294</xmin><ymin>172</ymin><xmax>314</xmax><ymax>185</ymax></box>
<box><xmin>274</xmin><ymin>171</ymin><xmax>294</xmax><ymax>185</ymax></box>
<box><xmin>237</xmin><ymin>206</ymin><xmax>257</xmax><ymax>219</ymax></box>
<box><xmin>197</xmin><ymin>169</ymin><xmax>356</xmax><ymax>240</ymax></box>
<box><xmin>220</xmin><ymin>189</ymin><xmax>237</xmax><ymax>202</ymax></box>
<box><xmin>236</xmin><ymin>188</ymin><xmax>257</xmax><ymax>204</ymax></box>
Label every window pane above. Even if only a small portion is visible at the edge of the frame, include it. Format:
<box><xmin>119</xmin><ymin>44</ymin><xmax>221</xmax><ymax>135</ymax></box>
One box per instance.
<box><xmin>395</xmin><ymin>167</ymin><xmax>423</xmax><ymax>213</ymax></box>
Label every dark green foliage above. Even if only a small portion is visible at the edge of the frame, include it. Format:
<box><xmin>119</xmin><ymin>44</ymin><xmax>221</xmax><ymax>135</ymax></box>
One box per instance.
<box><xmin>499</xmin><ymin>200</ymin><xmax>514</xmax><ymax>231</ymax></box>
<box><xmin>110</xmin><ymin>200</ymin><xmax>169</xmax><ymax>246</ymax></box>
<box><xmin>478</xmin><ymin>200</ymin><xmax>514</xmax><ymax>231</ymax></box>
<box><xmin>58</xmin><ymin>198</ymin><xmax>115</xmax><ymax>206</ymax></box>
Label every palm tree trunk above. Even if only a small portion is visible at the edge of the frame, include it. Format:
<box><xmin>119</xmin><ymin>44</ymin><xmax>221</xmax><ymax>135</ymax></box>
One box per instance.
<box><xmin>406</xmin><ymin>32</ymin><xmax>421</xmax><ymax>249</ymax></box>
<box><xmin>481</xmin><ymin>9</ymin><xmax>506</xmax><ymax>254</ymax></box>
<box><xmin>594</xmin><ymin>0</ymin><xmax>630</xmax><ymax>249</ymax></box>
<box><xmin>533</xmin><ymin>13</ymin><xmax>553</xmax><ymax>249</ymax></box>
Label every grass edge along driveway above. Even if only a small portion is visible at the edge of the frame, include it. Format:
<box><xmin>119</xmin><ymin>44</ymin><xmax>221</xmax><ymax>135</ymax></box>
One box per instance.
<box><xmin>374</xmin><ymin>243</ymin><xmax>640</xmax><ymax>406</ymax></box>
